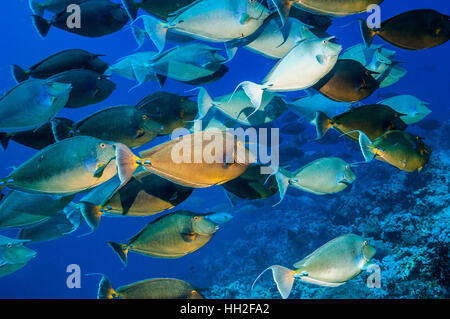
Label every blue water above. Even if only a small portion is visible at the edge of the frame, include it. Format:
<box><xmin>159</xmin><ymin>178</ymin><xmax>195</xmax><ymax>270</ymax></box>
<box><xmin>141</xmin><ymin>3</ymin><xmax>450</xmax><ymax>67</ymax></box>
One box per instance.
<box><xmin>0</xmin><ymin>0</ymin><xmax>448</xmax><ymax>299</ymax></box>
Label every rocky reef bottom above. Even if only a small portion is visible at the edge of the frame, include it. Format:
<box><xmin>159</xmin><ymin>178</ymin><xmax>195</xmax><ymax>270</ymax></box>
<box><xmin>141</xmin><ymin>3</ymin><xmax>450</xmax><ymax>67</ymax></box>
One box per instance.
<box><xmin>195</xmin><ymin>119</ymin><xmax>450</xmax><ymax>299</ymax></box>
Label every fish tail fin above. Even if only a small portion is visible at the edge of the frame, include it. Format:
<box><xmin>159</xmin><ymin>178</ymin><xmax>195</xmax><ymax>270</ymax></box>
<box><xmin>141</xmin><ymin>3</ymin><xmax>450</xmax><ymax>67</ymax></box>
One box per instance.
<box><xmin>104</xmin><ymin>66</ymin><xmax>113</xmax><ymax>76</ymax></box>
<box><xmin>191</xmin><ymin>87</ymin><xmax>215</xmax><ymax>120</ymax></box>
<box><xmin>130</xmin><ymin>24</ymin><xmax>147</xmax><ymax>50</ymax></box>
<box><xmin>0</xmin><ymin>133</ymin><xmax>11</xmax><ymax>151</ymax></box>
<box><xmin>31</xmin><ymin>15</ymin><xmax>51</xmax><ymax>39</ymax></box>
<box><xmin>272</xmin><ymin>169</ymin><xmax>291</xmax><ymax>207</ymax></box>
<box><xmin>252</xmin><ymin>265</ymin><xmax>295</xmax><ymax>299</ymax></box>
<box><xmin>357</xmin><ymin>131</ymin><xmax>376</xmax><ymax>162</ymax></box>
<box><xmin>29</xmin><ymin>0</ymin><xmax>45</xmax><ymax>16</ymax></box>
<box><xmin>97</xmin><ymin>274</ymin><xmax>118</xmax><ymax>299</ymax></box>
<box><xmin>234</xmin><ymin>81</ymin><xmax>265</xmax><ymax>112</ymax></box>
<box><xmin>359</xmin><ymin>18</ymin><xmax>376</xmax><ymax>48</ymax></box>
<box><xmin>10</xmin><ymin>64</ymin><xmax>30</xmax><ymax>83</ymax></box>
<box><xmin>50</xmin><ymin>118</ymin><xmax>73</xmax><ymax>142</ymax></box>
<box><xmin>315</xmin><ymin>111</ymin><xmax>333</xmax><ymax>139</ymax></box>
<box><xmin>107</xmin><ymin>241</ymin><xmax>128</xmax><ymax>266</ymax></box>
<box><xmin>114</xmin><ymin>143</ymin><xmax>139</xmax><ymax>190</ymax></box>
<box><xmin>79</xmin><ymin>202</ymin><xmax>103</xmax><ymax>233</ymax></box>
<box><xmin>223</xmin><ymin>189</ymin><xmax>238</xmax><ymax>207</ymax></box>
<box><xmin>63</xmin><ymin>203</ymin><xmax>83</xmax><ymax>231</ymax></box>
<box><xmin>134</xmin><ymin>15</ymin><xmax>168</xmax><ymax>52</ymax></box>
<box><xmin>269</xmin><ymin>0</ymin><xmax>293</xmax><ymax>26</ymax></box>
<box><xmin>121</xmin><ymin>0</ymin><xmax>139</xmax><ymax>20</ymax></box>
<box><xmin>224</xmin><ymin>41</ymin><xmax>239</xmax><ymax>62</ymax></box>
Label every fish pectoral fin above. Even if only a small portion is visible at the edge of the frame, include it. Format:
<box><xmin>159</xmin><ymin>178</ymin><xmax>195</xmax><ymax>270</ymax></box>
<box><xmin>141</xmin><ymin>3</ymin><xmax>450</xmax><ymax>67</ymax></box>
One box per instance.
<box><xmin>338</xmin><ymin>179</ymin><xmax>351</xmax><ymax>186</ymax></box>
<box><xmin>240</xmin><ymin>13</ymin><xmax>251</xmax><ymax>25</ymax></box>
<box><xmin>134</xmin><ymin>128</ymin><xmax>145</xmax><ymax>139</ymax></box>
<box><xmin>316</xmin><ymin>55</ymin><xmax>327</xmax><ymax>65</ymax></box>
<box><xmin>93</xmin><ymin>164</ymin><xmax>106</xmax><ymax>178</ymax></box>
<box><xmin>181</xmin><ymin>232</ymin><xmax>197</xmax><ymax>242</ymax></box>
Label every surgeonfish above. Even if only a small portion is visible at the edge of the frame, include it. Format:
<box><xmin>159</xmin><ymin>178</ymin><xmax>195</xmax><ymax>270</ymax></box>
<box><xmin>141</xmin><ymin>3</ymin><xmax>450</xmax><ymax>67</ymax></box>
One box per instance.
<box><xmin>269</xmin><ymin>0</ymin><xmax>384</xmax><ymax>23</ymax></box>
<box><xmin>0</xmin><ymin>136</ymin><xmax>141</xmax><ymax>195</ymax></box>
<box><xmin>107</xmin><ymin>44</ymin><xmax>228</xmax><ymax>89</ymax></box>
<box><xmin>130</xmin><ymin>0</ymin><xmax>270</xmax><ymax>52</ymax></box>
<box><xmin>378</xmin><ymin>95</ymin><xmax>432</xmax><ymax>125</ymax></box>
<box><xmin>0</xmin><ymin>79</ymin><xmax>71</xmax><ymax>133</ymax></box>
<box><xmin>195</xmin><ymin>87</ymin><xmax>287</xmax><ymax>126</ymax></box>
<box><xmin>11</xmin><ymin>49</ymin><xmax>109</xmax><ymax>83</ymax></box>
<box><xmin>55</xmin><ymin>105</ymin><xmax>163</xmax><ymax>149</ymax></box>
<box><xmin>97</xmin><ymin>274</ymin><xmax>204</xmax><ymax>299</ymax></box>
<box><xmin>107</xmin><ymin>211</ymin><xmax>219</xmax><ymax>264</ymax></box>
<box><xmin>29</xmin><ymin>0</ymin><xmax>87</xmax><ymax>16</ymax></box>
<box><xmin>340</xmin><ymin>43</ymin><xmax>407</xmax><ymax>89</ymax></box>
<box><xmin>0</xmin><ymin>117</ymin><xmax>74</xmax><ymax>151</ymax></box>
<box><xmin>313</xmin><ymin>59</ymin><xmax>379</xmax><ymax>103</ymax></box>
<box><xmin>357</xmin><ymin>130</ymin><xmax>432</xmax><ymax>172</ymax></box>
<box><xmin>135</xmin><ymin>92</ymin><xmax>198</xmax><ymax>135</ymax></box>
<box><xmin>31</xmin><ymin>0</ymin><xmax>130</xmax><ymax>38</ymax></box>
<box><xmin>315</xmin><ymin>104</ymin><xmax>407</xmax><ymax>142</ymax></box>
<box><xmin>270</xmin><ymin>157</ymin><xmax>356</xmax><ymax>204</ymax></box>
<box><xmin>234</xmin><ymin>37</ymin><xmax>342</xmax><ymax>111</ymax></box>
<box><xmin>139</xmin><ymin>130</ymin><xmax>256</xmax><ymax>188</ymax></box>
<box><xmin>286</xmin><ymin>93</ymin><xmax>351</xmax><ymax>125</ymax></box>
<box><xmin>227</xmin><ymin>16</ymin><xmax>318</xmax><ymax>60</ymax></box>
<box><xmin>17</xmin><ymin>203</ymin><xmax>83</xmax><ymax>243</ymax></box>
<box><xmin>0</xmin><ymin>235</ymin><xmax>37</xmax><ymax>278</ymax></box>
<box><xmin>361</xmin><ymin>9</ymin><xmax>450</xmax><ymax>50</ymax></box>
<box><xmin>47</xmin><ymin>69</ymin><xmax>116</xmax><ymax>108</ymax></box>
<box><xmin>252</xmin><ymin>233</ymin><xmax>376</xmax><ymax>299</ymax></box>
<box><xmin>0</xmin><ymin>190</ymin><xmax>75</xmax><ymax>229</ymax></box>
<box><xmin>222</xmin><ymin>164</ymin><xmax>279</xmax><ymax>200</ymax></box>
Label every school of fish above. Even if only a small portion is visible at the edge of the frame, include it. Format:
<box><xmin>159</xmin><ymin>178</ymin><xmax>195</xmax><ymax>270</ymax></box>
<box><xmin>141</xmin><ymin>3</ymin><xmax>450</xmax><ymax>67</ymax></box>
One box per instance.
<box><xmin>0</xmin><ymin>0</ymin><xmax>448</xmax><ymax>299</ymax></box>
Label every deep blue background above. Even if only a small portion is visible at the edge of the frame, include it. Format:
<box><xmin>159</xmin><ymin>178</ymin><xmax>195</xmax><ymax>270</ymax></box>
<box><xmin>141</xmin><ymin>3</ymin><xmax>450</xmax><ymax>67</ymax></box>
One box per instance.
<box><xmin>0</xmin><ymin>0</ymin><xmax>448</xmax><ymax>298</ymax></box>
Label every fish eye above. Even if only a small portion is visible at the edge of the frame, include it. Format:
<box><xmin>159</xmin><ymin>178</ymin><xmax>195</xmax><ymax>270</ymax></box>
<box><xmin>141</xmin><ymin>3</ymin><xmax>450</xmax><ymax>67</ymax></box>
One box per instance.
<box><xmin>99</xmin><ymin>143</ymin><xmax>107</xmax><ymax>149</ymax></box>
<box><xmin>363</xmin><ymin>241</ymin><xmax>368</xmax><ymax>246</ymax></box>
<box><xmin>6</xmin><ymin>243</ymin><xmax>12</xmax><ymax>248</ymax></box>
<box><xmin>323</xmin><ymin>40</ymin><xmax>328</xmax><ymax>45</ymax></box>
<box><xmin>193</xmin><ymin>216</ymin><xmax>201</xmax><ymax>222</ymax></box>
<box><xmin>142</xmin><ymin>115</ymin><xmax>148</xmax><ymax>120</ymax></box>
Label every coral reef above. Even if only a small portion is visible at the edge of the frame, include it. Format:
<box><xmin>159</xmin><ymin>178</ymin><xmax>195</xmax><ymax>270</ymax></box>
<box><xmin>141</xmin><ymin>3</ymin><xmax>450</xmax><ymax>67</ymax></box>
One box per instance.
<box><xmin>196</xmin><ymin>120</ymin><xmax>450</xmax><ymax>299</ymax></box>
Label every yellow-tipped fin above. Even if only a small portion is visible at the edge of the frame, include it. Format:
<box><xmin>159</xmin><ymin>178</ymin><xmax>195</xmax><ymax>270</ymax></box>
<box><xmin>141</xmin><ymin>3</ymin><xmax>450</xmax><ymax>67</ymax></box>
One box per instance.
<box><xmin>315</xmin><ymin>111</ymin><xmax>333</xmax><ymax>140</ymax></box>
<box><xmin>357</xmin><ymin>131</ymin><xmax>376</xmax><ymax>162</ymax></box>
<box><xmin>79</xmin><ymin>202</ymin><xmax>103</xmax><ymax>233</ymax></box>
<box><xmin>270</xmin><ymin>0</ymin><xmax>293</xmax><ymax>26</ymax></box>
<box><xmin>114</xmin><ymin>143</ymin><xmax>139</xmax><ymax>190</ymax></box>
<box><xmin>107</xmin><ymin>241</ymin><xmax>129</xmax><ymax>266</ymax></box>
<box><xmin>359</xmin><ymin>18</ymin><xmax>378</xmax><ymax>48</ymax></box>
<box><xmin>97</xmin><ymin>274</ymin><xmax>118</xmax><ymax>299</ymax></box>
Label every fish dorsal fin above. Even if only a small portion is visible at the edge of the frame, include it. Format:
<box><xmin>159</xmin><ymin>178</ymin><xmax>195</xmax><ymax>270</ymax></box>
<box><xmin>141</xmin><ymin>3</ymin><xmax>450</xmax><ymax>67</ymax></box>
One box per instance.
<box><xmin>139</xmin><ymin>140</ymin><xmax>174</xmax><ymax>158</ymax></box>
<box><xmin>148</xmin><ymin>46</ymin><xmax>179</xmax><ymax>65</ymax></box>
<box><xmin>167</xmin><ymin>0</ymin><xmax>203</xmax><ymax>20</ymax></box>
